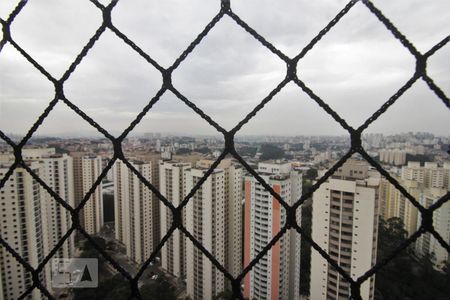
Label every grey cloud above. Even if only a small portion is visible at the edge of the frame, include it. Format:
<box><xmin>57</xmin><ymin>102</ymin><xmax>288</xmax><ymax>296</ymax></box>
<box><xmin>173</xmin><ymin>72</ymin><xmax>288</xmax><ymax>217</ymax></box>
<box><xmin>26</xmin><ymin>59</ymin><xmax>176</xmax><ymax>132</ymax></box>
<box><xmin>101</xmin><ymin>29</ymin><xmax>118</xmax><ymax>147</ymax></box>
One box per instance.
<box><xmin>372</xmin><ymin>0</ymin><xmax>450</xmax><ymax>52</ymax></box>
<box><xmin>131</xmin><ymin>91</ymin><xmax>224</xmax><ymax>136</ymax></box>
<box><xmin>426</xmin><ymin>46</ymin><xmax>450</xmax><ymax>96</ymax></box>
<box><xmin>235</xmin><ymin>82</ymin><xmax>350</xmax><ymax>137</ymax></box>
<box><xmin>33</xmin><ymin>101</ymin><xmax>109</xmax><ymax>138</ymax></box>
<box><xmin>63</xmin><ymin>29</ymin><xmax>163</xmax><ymax>131</ymax></box>
<box><xmin>367</xmin><ymin>80</ymin><xmax>450</xmax><ymax>136</ymax></box>
<box><xmin>0</xmin><ymin>0</ymin><xmax>449</xmax><ymax>138</ymax></box>
<box><xmin>8</xmin><ymin>0</ymin><xmax>102</xmax><ymax>78</ymax></box>
<box><xmin>0</xmin><ymin>43</ymin><xmax>54</xmax><ymax>136</ymax></box>
<box><xmin>111</xmin><ymin>0</ymin><xmax>220</xmax><ymax>68</ymax></box>
<box><xmin>231</xmin><ymin>0</ymin><xmax>350</xmax><ymax>57</ymax></box>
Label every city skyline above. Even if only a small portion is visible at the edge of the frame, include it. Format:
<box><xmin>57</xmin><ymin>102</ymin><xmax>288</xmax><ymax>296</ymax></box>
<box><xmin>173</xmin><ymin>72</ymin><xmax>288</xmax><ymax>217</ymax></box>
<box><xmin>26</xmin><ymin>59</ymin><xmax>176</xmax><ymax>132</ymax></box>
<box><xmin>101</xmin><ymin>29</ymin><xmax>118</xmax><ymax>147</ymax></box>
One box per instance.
<box><xmin>1</xmin><ymin>130</ymin><xmax>450</xmax><ymax>140</ymax></box>
<box><xmin>0</xmin><ymin>136</ymin><xmax>449</xmax><ymax>299</ymax></box>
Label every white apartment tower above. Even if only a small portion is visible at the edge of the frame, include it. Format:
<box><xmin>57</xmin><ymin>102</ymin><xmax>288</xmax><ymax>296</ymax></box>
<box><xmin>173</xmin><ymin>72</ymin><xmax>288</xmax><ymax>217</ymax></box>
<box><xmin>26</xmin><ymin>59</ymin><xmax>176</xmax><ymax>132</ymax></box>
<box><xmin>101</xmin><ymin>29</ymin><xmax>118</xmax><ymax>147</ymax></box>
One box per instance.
<box><xmin>379</xmin><ymin>149</ymin><xmax>406</xmax><ymax>166</ymax></box>
<box><xmin>132</xmin><ymin>153</ymin><xmax>161</xmax><ymax>249</ymax></box>
<box><xmin>37</xmin><ymin>154</ymin><xmax>75</xmax><ymax>260</ymax></box>
<box><xmin>0</xmin><ymin>162</ymin><xmax>48</xmax><ymax>300</ymax></box>
<box><xmin>185</xmin><ymin>168</ymin><xmax>226</xmax><ymax>300</ymax></box>
<box><xmin>159</xmin><ymin>161</ymin><xmax>191</xmax><ymax>278</ymax></box>
<box><xmin>72</xmin><ymin>153</ymin><xmax>103</xmax><ymax>234</ymax></box>
<box><xmin>114</xmin><ymin>160</ymin><xmax>156</xmax><ymax>264</ymax></box>
<box><xmin>20</xmin><ymin>149</ymin><xmax>76</xmax><ymax>260</ymax></box>
<box><xmin>310</xmin><ymin>160</ymin><xmax>379</xmax><ymax>300</ymax></box>
<box><xmin>1</xmin><ymin>149</ymin><xmax>75</xmax><ymax>299</ymax></box>
<box><xmin>415</xmin><ymin>188</ymin><xmax>449</xmax><ymax>267</ymax></box>
<box><xmin>185</xmin><ymin>159</ymin><xmax>243</xmax><ymax>300</ymax></box>
<box><xmin>243</xmin><ymin>162</ymin><xmax>302</xmax><ymax>300</ymax></box>
<box><xmin>223</xmin><ymin>161</ymin><xmax>243</xmax><ymax>279</ymax></box>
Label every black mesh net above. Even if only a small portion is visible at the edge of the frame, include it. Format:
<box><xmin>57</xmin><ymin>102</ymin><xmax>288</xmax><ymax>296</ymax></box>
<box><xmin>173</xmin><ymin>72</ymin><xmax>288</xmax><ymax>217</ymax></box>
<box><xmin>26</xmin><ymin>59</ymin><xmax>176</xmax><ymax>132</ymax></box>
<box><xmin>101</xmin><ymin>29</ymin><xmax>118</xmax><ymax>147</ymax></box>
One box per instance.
<box><xmin>0</xmin><ymin>0</ymin><xmax>449</xmax><ymax>299</ymax></box>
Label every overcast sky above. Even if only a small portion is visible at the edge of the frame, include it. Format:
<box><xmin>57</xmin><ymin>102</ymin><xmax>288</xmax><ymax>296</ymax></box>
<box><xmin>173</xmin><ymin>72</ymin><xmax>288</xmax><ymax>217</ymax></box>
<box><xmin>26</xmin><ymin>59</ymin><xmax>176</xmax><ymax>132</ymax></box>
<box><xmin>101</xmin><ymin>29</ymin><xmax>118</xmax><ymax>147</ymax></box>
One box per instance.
<box><xmin>0</xmin><ymin>0</ymin><xmax>449</xmax><ymax>139</ymax></box>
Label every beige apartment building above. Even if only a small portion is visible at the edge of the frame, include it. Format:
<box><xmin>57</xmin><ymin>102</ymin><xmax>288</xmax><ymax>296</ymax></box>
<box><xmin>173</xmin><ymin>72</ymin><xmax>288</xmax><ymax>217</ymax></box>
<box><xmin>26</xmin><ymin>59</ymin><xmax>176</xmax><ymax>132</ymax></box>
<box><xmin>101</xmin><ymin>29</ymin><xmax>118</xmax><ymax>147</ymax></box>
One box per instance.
<box><xmin>71</xmin><ymin>153</ymin><xmax>103</xmax><ymax>234</ymax></box>
<box><xmin>35</xmin><ymin>153</ymin><xmax>75</xmax><ymax>261</ymax></box>
<box><xmin>243</xmin><ymin>162</ymin><xmax>302</xmax><ymax>300</ymax></box>
<box><xmin>185</xmin><ymin>168</ymin><xmax>226</xmax><ymax>300</ymax></box>
<box><xmin>1</xmin><ymin>148</ymin><xmax>76</xmax><ymax>299</ymax></box>
<box><xmin>124</xmin><ymin>151</ymin><xmax>162</xmax><ymax>247</ymax></box>
<box><xmin>310</xmin><ymin>160</ymin><xmax>380</xmax><ymax>300</ymax></box>
<box><xmin>379</xmin><ymin>177</ymin><xmax>421</xmax><ymax>235</ymax></box>
<box><xmin>185</xmin><ymin>159</ymin><xmax>243</xmax><ymax>300</ymax></box>
<box><xmin>415</xmin><ymin>187</ymin><xmax>449</xmax><ymax>267</ymax></box>
<box><xmin>114</xmin><ymin>159</ymin><xmax>156</xmax><ymax>264</ymax></box>
<box><xmin>19</xmin><ymin>149</ymin><xmax>76</xmax><ymax>260</ymax></box>
<box><xmin>159</xmin><ymin>160</ymin><xmax>191</xmax><ymax>278</ymax></box>
<box><xmin>380</xmin><ymin>161</ymin><xmax>450</xmax><ymax>236</ymax></box>
<box><xmin>402</xmin><ymin>162</ymin><xmax>450</xmax><ymax>189</ymax></box>
<box><xmin>0</xmin><ymin>162</ymin><xmax>49</xmax><ymax>300</ymax></box>
<box><xmin>136</xmin><ymin>153</ymin><xmax>161</xmax><ymax>248</ymax></box>
<box><xmin>379</xmin><ymin>149</ymin><xmax>406</xmax><ymax>166</ymax></box>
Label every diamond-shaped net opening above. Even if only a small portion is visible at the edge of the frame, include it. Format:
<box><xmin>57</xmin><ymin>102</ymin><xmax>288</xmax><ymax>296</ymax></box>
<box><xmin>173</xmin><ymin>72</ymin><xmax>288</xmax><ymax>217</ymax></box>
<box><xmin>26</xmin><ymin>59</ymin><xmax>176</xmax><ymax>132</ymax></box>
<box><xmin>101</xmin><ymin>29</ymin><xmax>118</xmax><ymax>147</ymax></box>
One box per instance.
<box><xmin>0</xmin><ymin>0</ymin><xmax>448</xmax><ymax>299</ymax></box>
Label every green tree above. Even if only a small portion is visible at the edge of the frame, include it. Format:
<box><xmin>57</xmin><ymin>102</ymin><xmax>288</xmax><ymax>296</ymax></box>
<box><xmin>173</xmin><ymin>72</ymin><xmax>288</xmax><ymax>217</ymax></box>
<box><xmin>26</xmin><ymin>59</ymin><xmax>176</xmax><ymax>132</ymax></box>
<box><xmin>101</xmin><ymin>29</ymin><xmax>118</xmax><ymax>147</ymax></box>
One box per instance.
<box><xmin>239</xmin><ymin>146</ymin><xmax>257</xmax><ymax>157</ymax></box>
<box><xmin>299</xmin><ymin>200</ymin><xmax>312</xmax><ymax>295</ymax></box>
<box><xmin>260</xmin><ymin>144</ymin><xmax>284</xmax><ymax>160</ymax></box>
<box><xmin>375</xmin><ymin>217</ymin><xmax>450</xmax><ymax>299</ymax></box>
<box><xmin>195</xmin><ymin>147</ymin><xmax>210</xmax><ymax>154</ymax></box>
<box><xmin>79</xmin><ymin>237</ymin><xmax>108</xmax><ymax>273</ymax></box>
<box><xmin>103</xmin><ymin>194</ymin><xmax>114</xmax><ymax>223</ymax></box>
<box><xmin>177</xmin><ymin>148</ymin><xmax>192</xmax><ymax>155</ymax></box>
<box><xmin>74</xmin><ymin>274</ymin><xmax>178</xmax><ymax>300</ymax></box>
<box><xmin>213</xmin><ymin>290</ymin><xmax>233</xmax><ymax>299</ymax></box>
<box><xmin>284</xmin><ymin>153</ymin><xmax>294</xmax><ymax>160</ymax></box>
<box><xmin>302</xmin><ymin>178</ymin><xmax>312</xmax><ymax>196</ymax></box>
<box><xmin>140</xmin><ymin>276</ymin><xmax>176</xmax><ymax>300</ymax></box>
<box><xmin>377</xmin><ymin>217</ymin><xmax>408</xmax><ymax>260</ymax></box>
<box><xmin>49</xmin><ymin>145</ymin><xmax>69</xmax><ymax>154</ymax></box>
<box><xmin>405</xmin><ymin>154</ymin><xmax>435</xmax><ymax>164</ymax></box>
<box><xmin>305</xmin><ymin>168</ymin><xmax>318</xmax><ymax>180</ymax></box>
<box><xmin>82</xmin><ymin>237</ymin><xmax>107</xmax><ymax>250</ymax></box>
<box><xmin>74</xmin><ymin>274</ymin><xmax>130</xmax><ymax>300</ymax></box>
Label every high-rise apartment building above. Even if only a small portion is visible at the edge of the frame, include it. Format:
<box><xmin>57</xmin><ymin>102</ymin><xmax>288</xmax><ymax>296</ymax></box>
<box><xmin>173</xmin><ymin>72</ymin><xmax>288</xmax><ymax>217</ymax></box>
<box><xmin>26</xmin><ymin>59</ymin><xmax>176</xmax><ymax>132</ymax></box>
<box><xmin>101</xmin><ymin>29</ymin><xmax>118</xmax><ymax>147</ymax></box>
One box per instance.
<box><xmin>114</xmin><ymin>159</ymin><xmax>156</xmax><ymax>264</ymax></box>
<box><xmin>35</xmin><ymin>153</ymin><xmax>75</xmax><ymax>261</ymax></box>
<box><xmin>19</xmin><ymin>149</ymin><xmax>76</xmax><ymax>260</ymax></box>
<box><xmin>243</xmin><ymin>162</ymin><xmax>302</xmax><ymax>300</ymax></box>
<box><xmin>185</xmin><ymin>159</ymin><xmax>243</xmax><ymax>300</ymax></box>
<box><xmin>402</xmin><ymin>162</ymin><xmax>450</xmax><ymax>189</ymax></box>
<box><xmin>159</xmin><ymin>161</ymin><xmax>191</xmax><ymax>278</ymax></box>
<box><xmin>0</xmin><ymin>162</ymin><xmax>49</xmax><ymax>300</ymax></box>
<box><xmin>380</xmin><ymin>162</ymin><xmax>450</xmax><ymax>236</ymax></box>
<box><xmin>131</xmin><ymin>152</ymin><xmax>161</xmax><ymax>250</ymax></box>
<box><xmin>1</xmin><ymin>148</ymin><xmax>76</xmax><ymax>299</ymax></box>
<box><xmin>379</xmin><ymin>149</ymin><xmax>406</xmax><ymax>166</ymax></box>
<box><xmin>185</xmin><ymin>168</ymin><xmax>226</xmax><ymax>300</ymax></box>
<box><xmin>71</xmin><ymin>153</ymin><xmax>104</xmax><ymax>235</ymax></box>
<box><xmin>379</xmin><ymin>177</ymin><xmax>421</xmax><ymax>235</ymax></box>
<box><xmin>310</xmin><ymin>160</ymin><xmax>380</xmax><ymax>300</ymax></box>
<box><xmin>416</xmin><ymin>187</ymin><xmax>449</xmax><ymax>268</ymax></box>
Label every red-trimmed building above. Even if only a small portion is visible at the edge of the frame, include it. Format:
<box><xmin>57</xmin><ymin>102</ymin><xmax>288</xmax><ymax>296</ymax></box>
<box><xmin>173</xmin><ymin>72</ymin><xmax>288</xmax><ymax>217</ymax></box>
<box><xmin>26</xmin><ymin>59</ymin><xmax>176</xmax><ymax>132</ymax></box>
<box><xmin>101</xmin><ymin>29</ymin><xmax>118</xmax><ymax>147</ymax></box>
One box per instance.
<box><xmin>244</xmin><ymin>162</ymin><xmax>302</xmax><ymax>300</ymax></box>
